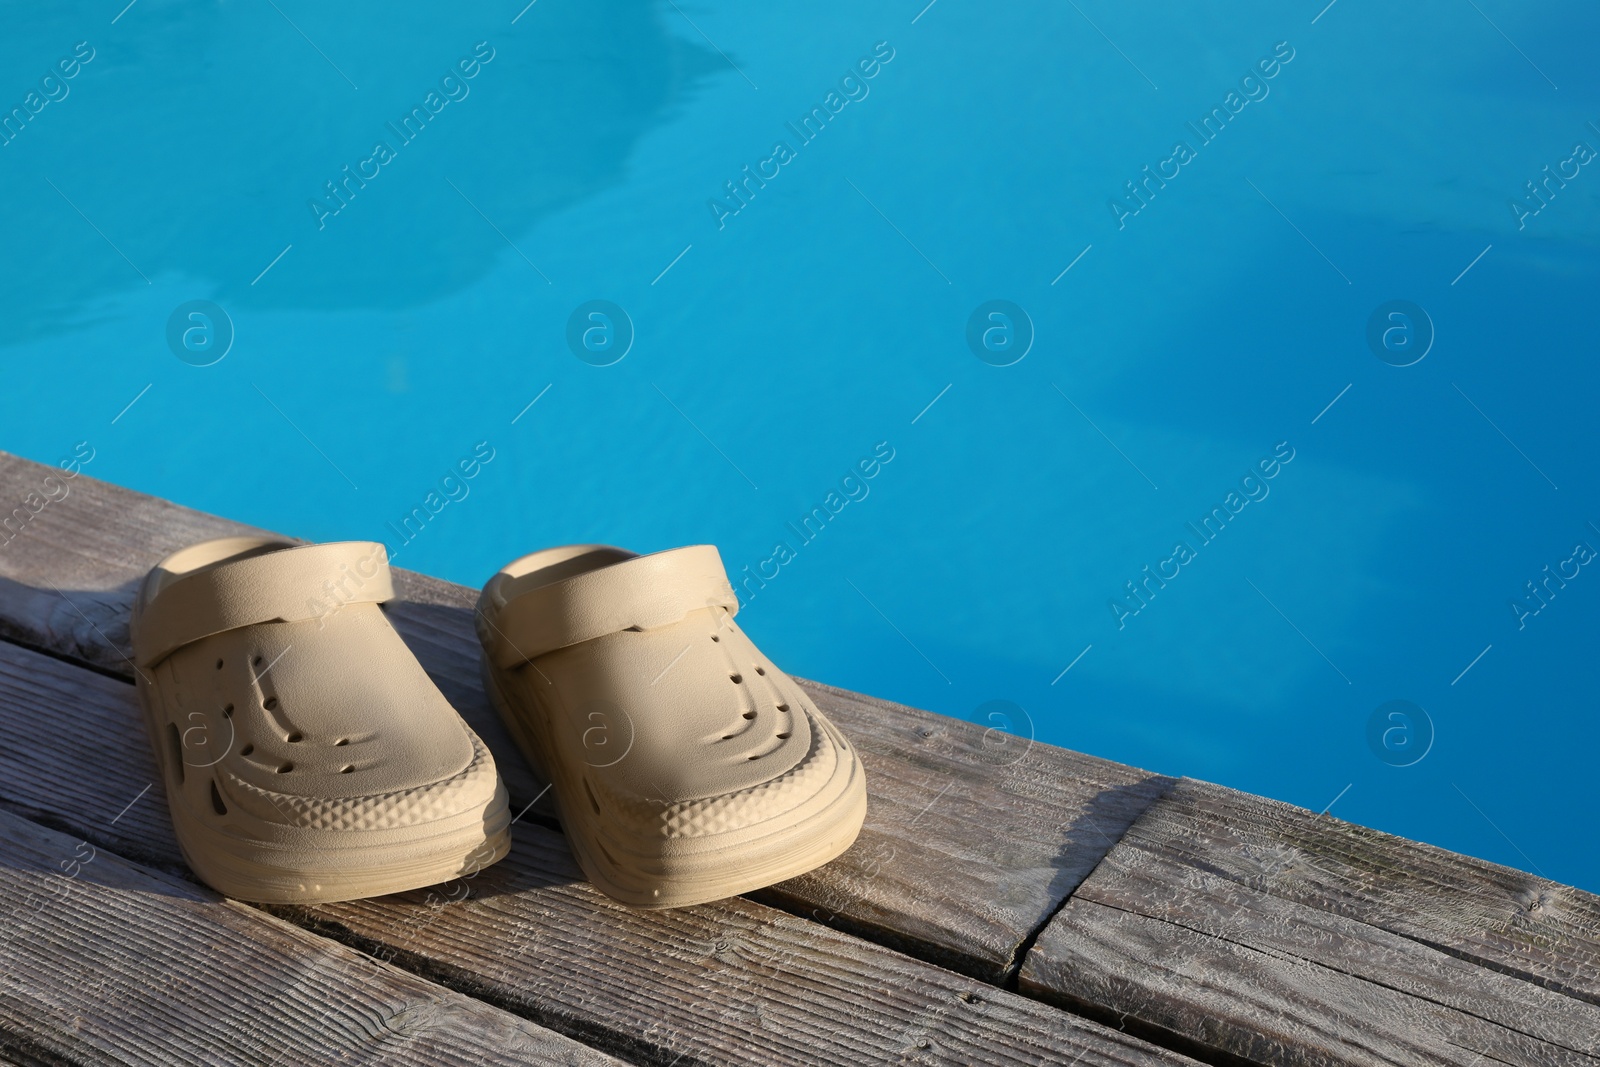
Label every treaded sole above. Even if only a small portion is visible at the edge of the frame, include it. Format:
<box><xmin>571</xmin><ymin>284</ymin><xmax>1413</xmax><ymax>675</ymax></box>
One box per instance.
<box><xmin>166</xmin><ymin>788</ymin><xmax>512</xmax><ymax>904</ymax></box>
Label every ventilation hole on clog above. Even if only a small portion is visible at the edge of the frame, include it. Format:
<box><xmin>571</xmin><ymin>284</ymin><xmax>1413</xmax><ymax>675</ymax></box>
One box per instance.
<box><xmin>339</xmin><ymin>765</ymin><xmax>354</xmax><ymax>774</ymax></box>
<box><xmin>240</xmin><ymin>743</ymin><xmax>254</xmax><ymax>757</ymax></box>
<box><xmin>721</xmin><ymin>735</ymin><xmax>734</xmax><ymax>740</ymax></box>
<box><xmin>334</xmin><ymin>738</ymin><xmax>349</xmax><ymax>746</ymax></box>
<box><xmin>222</xmin><ymin>704</ymin><xmax>234</xmax><ymax>718</ymax></box>
<box><xmin>747</xmin><ymin>754</ymin><xmax>762</xmax><ymax>761</ymax></box>
<box><xmin>755</xmin><ymin>666</ymin><xmax>765</xmax><ymax>676</ymax></box>
<box><xmin>776</xmin><ymin>704</ymin><xmax>790</xmax><ymax>713</ymax></box>
<box><xmin>583</xmin><ymin>778</ymin><xmax>601</xmax><ymax>815</ymax></box>
<box><xmin>286</xmin><ymin>732</ymin><xmax>303</xmax><ymax>743</ymax></box>
<box><xmin>742</xmin><ymin>710</ymin><xmax>757</xmax><ymax>720</ymax></box>
<box><xmin>253</xmin><ymin>655</ymin><xmax>263</xmax><ymax>666</ymax></box>
<box><xmin>209</xmin><ymin>780</ymin><xmax>227</xmax><ymax>816</ymax></box>
<box><xmin>165</xmin><ymin>723</ymin><xmax>184</xmax><ymax>784</ymax></box>
<box><xmin>263</xmin><ymin>697</ymin><xmax>279</xmax><ymax>711</ymax></box>
<box><xmin>710</xmin><ymin>634</ymin><xmax>720</xmax><ymax>642</ymax></box>
<box><xmin>597</xmin><ymin>841</ymin><xmax>617</xmax><ymax>866</ymax></box>
<box><xmin>215</xmin><ymin>658</ymin><xmax>224</xmax><ymax>670</ymax></box>
<box><xmin>777</xmin><ymin>732</ymin><xmax>791</xmax><ymax>740</ymax></box>
<box><xmin>729</xmin><ymin>673</ymin><xmax>742</xmax><ymax>684</ymax></box>
<box><xmin>276</xmin><ymin>761</ymin><xmax>293</xmax><ymax>774</ymax></box>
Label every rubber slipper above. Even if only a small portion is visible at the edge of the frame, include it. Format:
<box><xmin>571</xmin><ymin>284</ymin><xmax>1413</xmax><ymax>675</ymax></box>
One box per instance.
<box><xmin>475</xmin><ymin>544</ymin><xmax>867</xmax><ymax>908</ymax></box>
<box><xmin>130</xmin><ymin>537</ymin><xmax>510</xmax><ymax>903</ymax></box>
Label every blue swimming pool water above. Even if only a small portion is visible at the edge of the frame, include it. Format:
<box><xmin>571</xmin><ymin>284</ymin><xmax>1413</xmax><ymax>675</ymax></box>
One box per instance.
<box><xmin>3</xmin><ymin>2</ymin><xmax>1596</xmax><ymax>889</ymax></box>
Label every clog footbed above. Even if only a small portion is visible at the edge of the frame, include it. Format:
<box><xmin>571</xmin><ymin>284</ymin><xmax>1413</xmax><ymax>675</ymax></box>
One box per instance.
<box><xmin>130</xmin><ymin>537</ymin><xmax>510</xmax><ymax>903</ymax></box>
<box><xmin>475</xmin><ymin>544</ymin><xmax>866</xmax><ymax>908</ymax></box>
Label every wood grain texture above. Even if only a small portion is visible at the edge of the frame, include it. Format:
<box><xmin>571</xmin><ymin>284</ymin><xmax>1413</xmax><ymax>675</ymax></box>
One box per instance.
<box><xmin>750</xmin><ymin>679</ymin><xmax>1174</xmax><ymax>978</ymax></box>
<box><xmin>291</xmin><ymin>840</ymin><xmax>1199</xmax><ymax>1067</ymax></box>
<box><xmin>1019</xmin><ymin>778</ymin><xmax>1600</xmax><ymax>1066</ymax></box>
<box><xmin>0</xmin><ymin>634</ymin><xmax>1200</xmax><ymax>1067</ymax></box>
<box><xmin>0</xmin><ymin>449</ymin><xmax>1171</xmax><ymax>981</ymax></box>
<box><xmin>0</xmin><ymin>807</ymin><xmax>620</xmax><ymax>1067</ymax></box>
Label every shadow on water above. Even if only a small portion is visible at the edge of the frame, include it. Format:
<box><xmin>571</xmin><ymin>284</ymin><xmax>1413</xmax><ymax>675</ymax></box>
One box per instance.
<box><xmin>0</xmin><ymin>0</ymin><xmax>720</xmax><ymax>342</ymax></box>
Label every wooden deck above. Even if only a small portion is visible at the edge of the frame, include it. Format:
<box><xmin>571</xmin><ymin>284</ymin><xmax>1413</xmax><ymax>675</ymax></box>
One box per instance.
<box><xmin>0</xmin><ymin>448</ymin><xmax>1594</xmax><ymax>1067</ymax></box>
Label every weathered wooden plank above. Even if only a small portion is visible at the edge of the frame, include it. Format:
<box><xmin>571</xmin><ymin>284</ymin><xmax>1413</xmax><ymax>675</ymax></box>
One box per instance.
<box><xmin>1019</xmin><ymin>779</ymin><xmax>1600</xmax><ymax>1066</ymax></box>
<box><xmin>0</xmin><ymin>807</ymin><xmax>621</xmax><ymax>1067</ymax></box>
<box><xmin>0</xmin><ymin>449</ymin><xmax>1171</xmax><ymax>980</ymax></box>
<box><xmin>0</xmin><ymin>635</ymin><xmax>1201</xmax><ymax>1067</ymax></box>
<box><xmin>749</xmin><ymin>678</ymin><xmax>1174</xmax><ymax>977</ymax></box>
<box><xmin>291</xmin><ymin>844</ymin><xmax>1198</xmax><ymax>1067</ymax></box>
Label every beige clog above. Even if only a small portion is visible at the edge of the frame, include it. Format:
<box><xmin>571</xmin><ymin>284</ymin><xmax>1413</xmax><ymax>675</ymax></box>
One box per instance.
<box><xmin>476</xmin><ymin>544</ymin><xmax>866</xmax><ymax>908</ymax></box>
<box><xmin>130</xmin><ymin>537</ymin><xmax>510</xmax><ymax>903</ymax></box>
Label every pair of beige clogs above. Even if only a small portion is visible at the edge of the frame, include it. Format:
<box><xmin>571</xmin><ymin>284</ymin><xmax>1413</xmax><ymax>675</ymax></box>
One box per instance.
<box><xmin>129</xmin><ymin>539</ymin><xmax>866</xmax><ymax>908</ymax></box>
